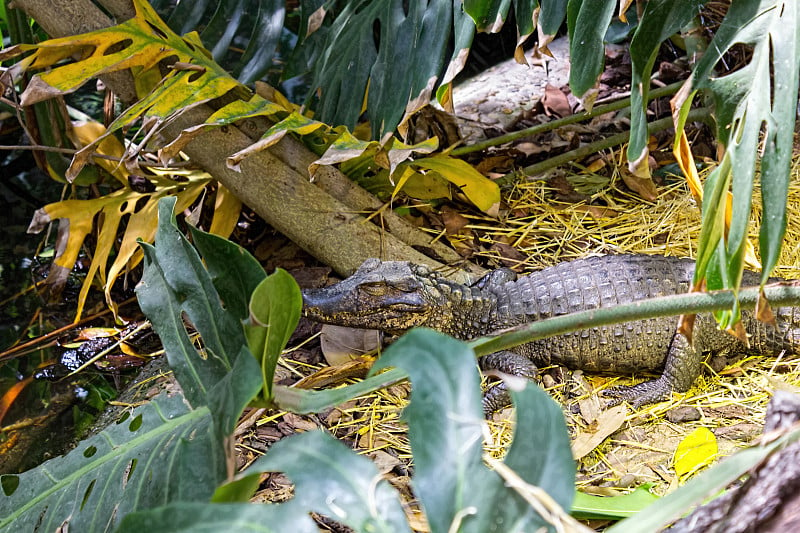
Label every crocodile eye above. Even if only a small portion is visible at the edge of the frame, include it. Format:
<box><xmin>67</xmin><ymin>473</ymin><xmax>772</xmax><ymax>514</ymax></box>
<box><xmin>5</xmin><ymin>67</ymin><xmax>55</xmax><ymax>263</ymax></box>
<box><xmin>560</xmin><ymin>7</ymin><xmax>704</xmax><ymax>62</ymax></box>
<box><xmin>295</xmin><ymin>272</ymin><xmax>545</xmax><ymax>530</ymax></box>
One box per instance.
<box><xmin>390</xmin><ymin>281</ymin><xmax>416</xmax><ymax>292</ymax></box>
<box><xmin>360</xmin><ymin>282</ymin><xmax>387</xmax><ymax>296</ymax></box>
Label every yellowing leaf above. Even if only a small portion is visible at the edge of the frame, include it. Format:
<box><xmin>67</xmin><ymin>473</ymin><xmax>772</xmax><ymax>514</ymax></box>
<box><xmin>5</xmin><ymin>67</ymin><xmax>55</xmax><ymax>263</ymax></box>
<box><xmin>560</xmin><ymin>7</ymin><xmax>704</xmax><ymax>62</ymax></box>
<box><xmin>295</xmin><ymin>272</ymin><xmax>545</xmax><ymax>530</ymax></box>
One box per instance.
<box><xmin>0</xmin><ymin>0</ymin><xmax>250</xmax><ymax>180</ymax></box>
<box><xmin>28</xmin><ymin>168</ymin><xmax>214</xmax><ymax>319</ymax></box>
<box><xmin>393</xmin><ymin>166</ymin><xmax>451</xmax><ymax>201</ymax></box>
<box><xmin>230</xmin><ymin>111</ymin><xmax>328</xmax><ymax>171</ymax></box>
<box><xmin>408</xmin><ymin>156</ymin><xmax>500</xmax><ymax>215</ymax></box>
<box><xmin>209</xmin><ymin>184</ymin><xmax>243</xmax><ymax>238</ymax></box>
<box><xmin>70</xmin><ymin>121</ymin><xmax>128</xmax><ymax>186</ymax></box>
<box><xmin>673</xmin><ymin>426</ymin><xmax>718</xmax><ymax>482</ymax></box>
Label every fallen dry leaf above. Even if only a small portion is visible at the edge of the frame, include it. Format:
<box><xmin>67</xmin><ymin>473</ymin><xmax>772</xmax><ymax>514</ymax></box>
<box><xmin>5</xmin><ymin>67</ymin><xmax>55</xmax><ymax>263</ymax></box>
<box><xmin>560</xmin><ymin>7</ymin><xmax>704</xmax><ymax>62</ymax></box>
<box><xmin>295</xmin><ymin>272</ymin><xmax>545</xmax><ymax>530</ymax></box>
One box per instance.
<box><xmin>294</xmin><ymin>359</ymin><xmax>374</xmax><ymax>389</ymax></box>
<box><xmin>620</xmin><ymin>167</ymin><xmax>659</xmax><ymax>202</ymax></box>
<box><xmin>320</xmin><ymin>324</ymin><xmax>381</xmax><ymax>366</ymax></box>
<box><xmin>441</xmin><ymin>205</ymin><xmax>470</xmax><ymax>235</ymax></box>
<box><xmin>541</xmin><ymin>83</ymin><xmax>572</xmax><ymax>117</ymax></box>
<box><xmin>368</xmin><ymin>450</ymin><xmax>402</xmax><ymax>474</ymax></box>
<box><xmin>571</xmin><ymin>403</ymin><xmax>628</xmax><ymax>459</ymax></box>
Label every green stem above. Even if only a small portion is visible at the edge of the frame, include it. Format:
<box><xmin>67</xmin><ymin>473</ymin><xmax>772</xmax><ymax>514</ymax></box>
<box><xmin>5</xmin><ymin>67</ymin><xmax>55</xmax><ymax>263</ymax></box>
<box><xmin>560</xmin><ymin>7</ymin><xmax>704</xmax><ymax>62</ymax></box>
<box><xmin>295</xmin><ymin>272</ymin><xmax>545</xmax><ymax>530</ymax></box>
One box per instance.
<box><xmin>516</xmin><ymin>106</ymin><xmax>711</xmax><ymax>179</ymax></box>
<box><xmin>272</xmin><ymin>367</ymin><xmax>409</xmax><ymax>414</ymax></box>
<box><xmin>451</xmin><ymin>81</ymin><xmax>685</xmax><ymax>157</ymax></box>
<box><xmin>470</xmin><ymin>282</ymin><xmax>800</xmax><ymax>357</ymax></box>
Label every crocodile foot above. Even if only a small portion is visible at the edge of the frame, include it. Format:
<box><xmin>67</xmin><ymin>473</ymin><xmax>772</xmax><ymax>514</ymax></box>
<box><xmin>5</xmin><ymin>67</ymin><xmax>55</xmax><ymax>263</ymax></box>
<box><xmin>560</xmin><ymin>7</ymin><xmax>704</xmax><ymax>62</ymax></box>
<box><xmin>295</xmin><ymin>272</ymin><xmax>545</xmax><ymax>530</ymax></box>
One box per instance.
<box><xmin>602</xmin><ymin>376</ymin><xmax>673</xmax><ymax>408</ymax></box>
<box><xmin>482</xmin><ymin>382</ymin><xmax>512</xmax><ymax>416</ymax></box>
<box><xmin>479</xmin><ymin>351</ymin><xmax>539</xmax><ymax>416</ymax></box>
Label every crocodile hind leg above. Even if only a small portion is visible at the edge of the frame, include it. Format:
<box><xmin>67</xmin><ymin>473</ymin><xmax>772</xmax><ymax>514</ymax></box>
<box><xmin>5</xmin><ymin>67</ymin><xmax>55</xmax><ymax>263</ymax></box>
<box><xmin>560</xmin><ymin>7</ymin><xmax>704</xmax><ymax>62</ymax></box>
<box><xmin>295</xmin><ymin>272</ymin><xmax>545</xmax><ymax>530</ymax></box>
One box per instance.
<box><xmin>603</xmin><ymin>333</ymin><xmax>703</xmax><ymax>407</ymax></box>
<box><xmin>479</xmin><ymin>351</ymin><xmax>538</xmax><ymax>415</ymax></box>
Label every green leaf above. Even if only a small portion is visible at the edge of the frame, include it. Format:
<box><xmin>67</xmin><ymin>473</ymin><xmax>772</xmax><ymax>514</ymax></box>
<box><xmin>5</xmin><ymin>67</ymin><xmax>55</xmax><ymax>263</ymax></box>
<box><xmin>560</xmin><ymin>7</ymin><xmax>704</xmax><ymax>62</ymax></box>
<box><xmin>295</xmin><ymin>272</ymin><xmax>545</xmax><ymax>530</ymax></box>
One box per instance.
<box><xmin>271</xmin><ymin>367</ymin><xmax>410</xmax><ymax>414</ymax></box>
<box><xmin>513</xmin><ymin>0</ymin><xmax>536</xmax><ymax>37</ymax></box>
<box><xmin>188</xmin><ymin>225</ymin><xmax>266</xmax><ymax>322</ymax></box>
<box><xmin>210</xmin><ymin>473</ymin><xmax>263</xmax><ymax>504</ymax></box>
<box><xmin>626</xmin><ymin>0</ymin><xmax>702</xmax><ymax>178</ymax></box>
<box><xmin>437</xmin><ymin>0</ymin><xmax>477</xmax><ymax>107</ymax></box>
<box><xmin>373</xmin><ymin>329</ymin><xmax>566</xmax><ymax>532</ymax></box>
<box><xmin>136</xmin><ymin>197</ymin><xmax>262</xmax><ymax>436</ymax></box>
<box><xmin>0</xmin><ymin>393</ymin><xmax>222</xmax><ymax>532</ymax></box>
<box><xmin>301</xmin><ymin>0</ymin><xmax>453</xmax><ymax>138</ymax></box>
<box><xmin>572</xmin><ymin>485</ymin><xmax>660</xmax><ymax>520</ymax></box>
<box><xmin>465</xmin><ymin>0</ymin><xmax>511</xmax><ymax>31</ymax></box>
<box><xmin>540</xmin><ymin>0</ymin><xmax>569</xmax><ymax>35</ymax></box>
<box><xmin>247</xmin><ymin>431</ymin><xmax>411</xmax><ymax>533</ymax></box>
<box><xmin>371</xmin><ymin>330</ymin><xmax>485</xmax><ymax>533</ymax></box>
<box><xmin>758</xmin><ymin>2</ymin><xmax>799</xmax><ymax>279</ymax></box>
<box><xmin>504</xmin><ymin>382</ymin><xmax>575</xmax><ymax>513</ymax></box>
<box><xmin>245</xmin><ymin>269</ymin><xmax>303</xmax><ymax>399</ymax></box>
<box><xmin>118</xmin><ymin>501</ymin><xmax>317</xmax><ymax>532</ymax></box>
<box><xmin>235</xmin><ymin>1</ymin><xmax>285</xmax><ymax>85</ymax></box>
<box><xmin>567</xmin><ymin>0</ymin><xmax>616</xmax><ymax>97</ymax></box>
<box><xmin>673</xmin><ymin>0</ymin><xmax>799</xmax><ymax>289</ymax></box>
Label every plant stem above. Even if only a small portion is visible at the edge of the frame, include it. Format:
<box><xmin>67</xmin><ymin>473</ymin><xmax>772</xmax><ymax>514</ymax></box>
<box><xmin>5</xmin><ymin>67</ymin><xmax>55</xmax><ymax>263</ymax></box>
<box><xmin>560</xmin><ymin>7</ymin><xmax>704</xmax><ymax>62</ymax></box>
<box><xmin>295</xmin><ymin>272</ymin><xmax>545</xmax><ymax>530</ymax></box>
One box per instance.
<box><xmin>517</xmin><ymin>106</ymin><xmax>711</xmax><ymax>178</ymax></box>
<box><xmin>451</xmin><ymin>81</ymin><xmax>685</xmax><ymax>157</ymax></box>
<box><xmin>470</xmin><ymin>282</ymin><xmax>800</xmax><ymax>357</ymax></box>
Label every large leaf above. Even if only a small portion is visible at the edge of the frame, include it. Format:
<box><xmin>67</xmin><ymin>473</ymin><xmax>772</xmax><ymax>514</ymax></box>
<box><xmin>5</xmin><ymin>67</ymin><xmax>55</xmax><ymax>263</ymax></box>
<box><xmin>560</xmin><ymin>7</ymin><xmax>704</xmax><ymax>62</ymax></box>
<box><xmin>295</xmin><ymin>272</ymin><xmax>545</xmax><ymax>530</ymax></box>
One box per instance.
<box><xmin>626</xmin><ymin>0</ymin><xmax>703</xmax><ymax>179</ymax></box>
<box><xmin>300</xmin><ymin>0</ymin><xmax>452</xmax><ymax>139</ymax></box>
<box><xmin>247</xmin><ymin>431</ymin><xmax>411</xmax><ymax>532</ymax></box>
<box><xmin>0</xmin><ymin>393</ymin><xmax>222</xmax><ymax>532</ymax></box>
<box><xmin>372</xmin><ymin>330</ymin><xmax>487</xmax><ymax>533</ymax></box>
<box><xmin>0</xmin><ymin>0</ymin><xmax>247</xmax><ymax>181</ymax></box>
<box><xmin>436</xmin><ymin>0</ymin><xmax>477</xmax><ymax>111</ymax></box>
<box><xmin>372</xmin><ymin>329</ymin><xmax>575</xmax><ymax>532</ymax></box>
<box><xmin>118</xmin><ymin>501</ymin><xmax>318</xmax><ymax>532</ymax></box>
<box><xmin>504</xmin><ymin>382</ymin><xmax>575</xmax><ymax>515</ymax></box>
<box><xmin>567</xmin><ymin>0</ymin><xmax>617</xmax><ymax>98</ymax></box>
<box><xmin>245</xmin><ymin>269</ymin><xmax>303</xmax><ymax>400</ymax></box>
<box><xmin>672</xmin><ymin>0</ymin><xmax>799</xmax><ymax>323</ymax></box>
<box><xmin>3</xmin><ymin>0</ymin><xmax>505</xmax><ymax>222</ymax></box>
<box><xmin>192</xmin><ymin>0</ymin><xmax>286</xmax><ymax>85</ymax></box>
<box><xmin>27</xmin><ymin>160</ymin><xmax>214</xmax><ymax>319</ymax></box>
<box><xmin>136</xmin><ymin>197</ymin><xmax>262</xmax><ymax>438</ymax></box>
<box><xmin>188</xmin><ymin>225</ymin><xmax>267</xmax><ymax>322</ymax></box>
<box><xmin>403</xmin><ymin>155</ymin><xmax>501</xmax><ymax>215</ymax></box>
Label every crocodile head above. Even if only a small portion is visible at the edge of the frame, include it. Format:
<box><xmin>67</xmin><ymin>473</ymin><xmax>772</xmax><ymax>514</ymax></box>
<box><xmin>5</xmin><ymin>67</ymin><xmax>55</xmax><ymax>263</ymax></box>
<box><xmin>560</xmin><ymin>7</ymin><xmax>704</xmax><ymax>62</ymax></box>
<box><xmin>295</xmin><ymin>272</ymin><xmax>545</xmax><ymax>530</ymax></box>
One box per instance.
<box><xmin>302</xmin><ymin>258</ymin><xmax>454</xmax><ymax>333</ymax></box>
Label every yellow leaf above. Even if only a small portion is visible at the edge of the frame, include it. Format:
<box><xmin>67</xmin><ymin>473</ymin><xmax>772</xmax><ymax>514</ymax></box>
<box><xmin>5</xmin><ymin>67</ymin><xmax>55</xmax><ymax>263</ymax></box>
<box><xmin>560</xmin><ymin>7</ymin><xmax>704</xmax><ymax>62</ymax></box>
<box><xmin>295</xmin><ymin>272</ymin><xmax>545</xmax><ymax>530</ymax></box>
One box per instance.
<box><xmin>408</xmin><ymin>156</ymin><xmax>500</xmax><ymax>214</ymax></box>
<box><xmin>673</xmin><ymin>426</ymin><xmax>718</xmax><ymax>481</ymax></box>
<box><xmin>393</xmin><ymin>166</ymin><xmax>451</xmax><ymax>200</ymax></box>
<box><xmin>1</xmin><ymin>0</ymin><xmax>249</xmax><ymax>179</ymax></box>
<box><xmin>71</xmin><ymin>121</ymin><xmax>128</xmax><ymax>186</ymax></box>
<box><xmin>209</xmin><ymin>184</ymin><xmax>242</xmax><ymax>238</ymax></box>
<box><xmin>29</xmin><ymin>167</ymin><xmax>214</xmax><ymax>320</ymax></box>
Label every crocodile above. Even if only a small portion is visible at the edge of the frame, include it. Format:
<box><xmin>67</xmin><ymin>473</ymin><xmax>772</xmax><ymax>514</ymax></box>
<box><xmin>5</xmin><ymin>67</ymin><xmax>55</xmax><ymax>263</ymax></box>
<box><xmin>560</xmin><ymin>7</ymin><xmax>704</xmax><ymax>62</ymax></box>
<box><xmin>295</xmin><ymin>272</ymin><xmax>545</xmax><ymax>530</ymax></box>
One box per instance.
<box><xmin>301</xmin><ymin>255</ymin><xmax>800</xmax><ymax>412</ymax></box>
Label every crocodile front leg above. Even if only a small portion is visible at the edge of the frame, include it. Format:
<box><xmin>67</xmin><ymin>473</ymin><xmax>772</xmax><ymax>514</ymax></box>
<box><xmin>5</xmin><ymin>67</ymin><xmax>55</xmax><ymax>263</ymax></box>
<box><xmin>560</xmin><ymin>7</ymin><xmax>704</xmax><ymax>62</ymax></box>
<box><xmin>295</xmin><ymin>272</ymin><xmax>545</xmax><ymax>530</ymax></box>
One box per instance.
<box><xmin>479</xmin><ymin>351</ymin><xmax>538</xmax><ymax>414</ymax></box>
<box><xmin>603</xmin><ymin>333</ymin><xmax>703</xmax><ymax>407</ymax></box>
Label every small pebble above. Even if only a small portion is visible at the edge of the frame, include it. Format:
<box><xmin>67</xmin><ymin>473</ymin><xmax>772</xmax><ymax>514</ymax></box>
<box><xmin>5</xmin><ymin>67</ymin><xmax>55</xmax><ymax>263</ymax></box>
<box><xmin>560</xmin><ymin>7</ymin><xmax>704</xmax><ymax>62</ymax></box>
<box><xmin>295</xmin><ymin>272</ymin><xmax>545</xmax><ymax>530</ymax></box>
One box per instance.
<box><xmin>665</xmin><ymin>406</ymin><xmax>702</xmax><ymax>423</ymax></box>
